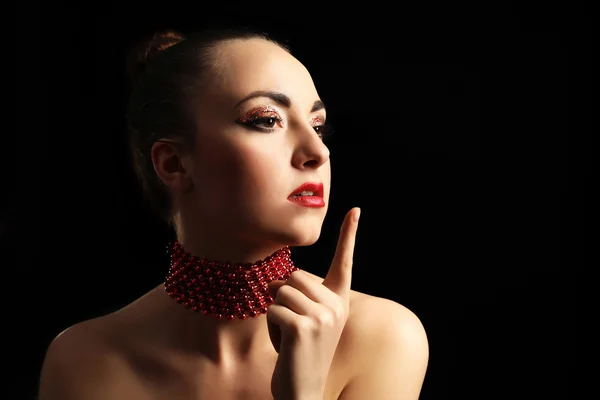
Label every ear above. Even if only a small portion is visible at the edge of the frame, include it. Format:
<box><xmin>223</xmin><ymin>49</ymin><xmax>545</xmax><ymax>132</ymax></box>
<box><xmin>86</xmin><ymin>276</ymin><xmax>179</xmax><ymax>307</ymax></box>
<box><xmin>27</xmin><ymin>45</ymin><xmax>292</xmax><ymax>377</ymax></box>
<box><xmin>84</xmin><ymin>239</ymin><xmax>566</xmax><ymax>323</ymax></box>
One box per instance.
<box><xmin>151</xmin><ymin>141</ymin><xmax>192</xmax><ymax>192</ymax></box>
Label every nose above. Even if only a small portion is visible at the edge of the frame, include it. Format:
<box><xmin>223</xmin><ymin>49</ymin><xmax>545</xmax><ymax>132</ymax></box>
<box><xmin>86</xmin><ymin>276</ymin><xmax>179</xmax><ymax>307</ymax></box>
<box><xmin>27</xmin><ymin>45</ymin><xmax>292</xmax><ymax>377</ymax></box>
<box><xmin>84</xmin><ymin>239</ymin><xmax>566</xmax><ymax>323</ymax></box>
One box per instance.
<box><xmin>291</xmin><ymin>123</ymin><xmax>330</xmax><ymax>170</ymax></box>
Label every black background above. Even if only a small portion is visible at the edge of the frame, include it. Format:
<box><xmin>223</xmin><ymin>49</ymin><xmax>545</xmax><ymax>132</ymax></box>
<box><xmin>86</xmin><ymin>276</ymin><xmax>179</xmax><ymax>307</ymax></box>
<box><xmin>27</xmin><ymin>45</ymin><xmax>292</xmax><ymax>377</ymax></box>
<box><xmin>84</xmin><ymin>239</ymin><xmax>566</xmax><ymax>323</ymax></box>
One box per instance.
<box><xmin>11</xmin><ymin>1</ymin><xmax>588</xmax><ymax>399</ymax></box>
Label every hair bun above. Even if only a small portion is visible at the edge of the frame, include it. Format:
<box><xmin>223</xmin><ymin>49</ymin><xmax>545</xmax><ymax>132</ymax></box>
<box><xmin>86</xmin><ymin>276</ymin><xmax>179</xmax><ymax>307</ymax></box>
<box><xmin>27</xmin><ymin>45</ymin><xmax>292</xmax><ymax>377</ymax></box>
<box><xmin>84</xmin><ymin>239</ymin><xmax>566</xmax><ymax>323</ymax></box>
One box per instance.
<box><xmin>126</xmin><ymin>30</ymin><xmax>186</xmax><ymax>87</ymax></box>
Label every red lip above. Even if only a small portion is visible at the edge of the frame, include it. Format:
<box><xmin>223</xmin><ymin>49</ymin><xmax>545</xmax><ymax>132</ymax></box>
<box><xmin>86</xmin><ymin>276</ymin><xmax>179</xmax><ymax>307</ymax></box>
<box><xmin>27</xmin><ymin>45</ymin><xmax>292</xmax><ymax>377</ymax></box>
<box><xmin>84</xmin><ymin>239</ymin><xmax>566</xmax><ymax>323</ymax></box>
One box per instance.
<box><xmin>288</xmin><ymin>182</ymin><xmax>324</xmax><ymax>198</ymax></box>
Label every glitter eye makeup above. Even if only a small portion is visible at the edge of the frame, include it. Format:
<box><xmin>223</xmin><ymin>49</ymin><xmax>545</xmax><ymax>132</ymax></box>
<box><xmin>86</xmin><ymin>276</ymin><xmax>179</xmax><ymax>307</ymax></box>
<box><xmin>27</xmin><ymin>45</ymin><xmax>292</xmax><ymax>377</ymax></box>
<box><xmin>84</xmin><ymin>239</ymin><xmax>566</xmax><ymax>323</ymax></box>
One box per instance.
<box><xmin>310</xmin><ymin>115</ymin><xmax>330</xmax><ymax>139</ymax></box>
<box><xmin>235</xmin><ymin>105</ymin><xmax>331</xmax><ymax>139</ymax></box>
<box><xmin>235</xmin><ymin>106</ymin><xmax>283</xmax><ymax>132</ymax></box>
<box><xmin>310</xmin><ymin>115</ymin><xmax>324</xmax><ymax>126</ymax></box>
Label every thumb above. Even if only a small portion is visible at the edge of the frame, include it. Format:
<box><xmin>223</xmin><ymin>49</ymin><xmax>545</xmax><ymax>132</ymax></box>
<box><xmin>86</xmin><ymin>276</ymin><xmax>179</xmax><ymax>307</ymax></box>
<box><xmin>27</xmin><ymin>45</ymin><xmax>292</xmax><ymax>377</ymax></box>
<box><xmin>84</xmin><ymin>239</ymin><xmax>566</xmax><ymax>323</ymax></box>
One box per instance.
<box><xmin>322</xmin><ymin>207</ymin><xmax>361</xmax><ymax>299</ymax></box>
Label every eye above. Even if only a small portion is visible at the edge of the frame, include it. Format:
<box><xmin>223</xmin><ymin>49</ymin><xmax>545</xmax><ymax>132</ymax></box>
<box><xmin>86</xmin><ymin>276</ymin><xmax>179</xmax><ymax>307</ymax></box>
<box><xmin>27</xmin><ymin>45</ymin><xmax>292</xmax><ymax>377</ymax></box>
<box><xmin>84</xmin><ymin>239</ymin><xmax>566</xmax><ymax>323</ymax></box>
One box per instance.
<box><xmin>313</xmin><ymin>124</ymin><xmax>325</xmax><ymax>137</ymax></box>
<box><xmin>311</xmin><ymin>117</ymin><xmax>333</xmax><ymax>140</ymax></box>
<box><xmin>236</xmin><ymin>106</ymin><xmax>283</xmax><ymax>132</ymax></box>
<box><xmin>251</xmin><ymin>116</ymin><xmax>282</xmax><ymax>130</ymax></box>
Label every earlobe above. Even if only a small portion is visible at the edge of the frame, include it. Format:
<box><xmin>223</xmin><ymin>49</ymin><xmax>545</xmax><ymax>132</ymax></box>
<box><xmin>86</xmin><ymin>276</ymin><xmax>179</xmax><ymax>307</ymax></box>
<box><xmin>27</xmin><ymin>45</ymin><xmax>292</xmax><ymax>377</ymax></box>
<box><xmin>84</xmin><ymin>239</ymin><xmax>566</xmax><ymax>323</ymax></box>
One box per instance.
<box><xmin>172</xmin><ymin>173</ymin><xmax>193</xmax><ymax>192</ymax></box>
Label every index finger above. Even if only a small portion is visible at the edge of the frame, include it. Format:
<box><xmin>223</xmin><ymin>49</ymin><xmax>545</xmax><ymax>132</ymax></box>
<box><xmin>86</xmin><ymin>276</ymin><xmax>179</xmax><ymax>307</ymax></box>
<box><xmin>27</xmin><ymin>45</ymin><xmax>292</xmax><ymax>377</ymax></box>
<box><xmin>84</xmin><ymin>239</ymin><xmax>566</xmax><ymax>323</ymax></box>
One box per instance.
<box><xmin>321</xmin><ymin>207</ymin><xmax>361</xmax><ymax>298</ymax></box>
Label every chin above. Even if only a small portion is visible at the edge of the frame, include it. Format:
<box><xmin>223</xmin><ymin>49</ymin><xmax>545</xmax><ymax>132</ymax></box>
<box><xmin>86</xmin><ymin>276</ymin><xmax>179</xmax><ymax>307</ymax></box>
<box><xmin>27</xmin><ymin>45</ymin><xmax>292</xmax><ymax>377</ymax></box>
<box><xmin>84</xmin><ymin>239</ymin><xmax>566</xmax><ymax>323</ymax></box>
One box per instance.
<box><xmin>285</xmin><ymin>225</ymin><xmax>323</xmax><ymax>247</ymax></box>
<box><xmin>263</xmin><ymin>223</ymin><xmax>322</xmax><ymax>249</ymax></box>
<box><xmin>260</xmin><ymin>206</ymin><xmax>327</xmax><ymax>248</ymax></box>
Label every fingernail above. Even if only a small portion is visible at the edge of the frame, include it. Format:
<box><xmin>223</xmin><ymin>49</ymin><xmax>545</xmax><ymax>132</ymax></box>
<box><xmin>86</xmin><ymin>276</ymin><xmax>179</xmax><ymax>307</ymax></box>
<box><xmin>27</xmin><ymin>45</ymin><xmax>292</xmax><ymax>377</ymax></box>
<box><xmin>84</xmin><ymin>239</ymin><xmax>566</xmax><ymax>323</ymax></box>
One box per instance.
<box><xmin>354</xmin><ymin>208</ymin><xmax>361</xmax><ymax>222</ymax></box>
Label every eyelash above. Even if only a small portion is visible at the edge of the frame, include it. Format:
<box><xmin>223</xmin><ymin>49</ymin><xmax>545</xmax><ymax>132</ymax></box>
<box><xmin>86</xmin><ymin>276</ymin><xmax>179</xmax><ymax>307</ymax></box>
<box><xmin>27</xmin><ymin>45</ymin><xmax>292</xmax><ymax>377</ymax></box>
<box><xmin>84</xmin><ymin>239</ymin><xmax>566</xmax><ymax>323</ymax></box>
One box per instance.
<box><xmin>247</xmin><ymin>116</ymin><xmax>284</xmax><ymax>131</ymax></box>
<box><xmin>239</xmin><ymin>114</ymin><xmax>333</xmax><ymax>140</ymax></box>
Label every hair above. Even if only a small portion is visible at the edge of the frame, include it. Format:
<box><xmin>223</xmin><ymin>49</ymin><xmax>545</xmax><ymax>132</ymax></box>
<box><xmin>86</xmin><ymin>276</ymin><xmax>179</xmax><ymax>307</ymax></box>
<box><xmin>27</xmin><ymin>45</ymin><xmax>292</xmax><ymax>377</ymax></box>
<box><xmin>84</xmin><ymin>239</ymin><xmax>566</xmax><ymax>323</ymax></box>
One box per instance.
<box><xmin>126</xmin><ymin>27</ymin><xmax>290</xmax><ymax>229</ymax></box>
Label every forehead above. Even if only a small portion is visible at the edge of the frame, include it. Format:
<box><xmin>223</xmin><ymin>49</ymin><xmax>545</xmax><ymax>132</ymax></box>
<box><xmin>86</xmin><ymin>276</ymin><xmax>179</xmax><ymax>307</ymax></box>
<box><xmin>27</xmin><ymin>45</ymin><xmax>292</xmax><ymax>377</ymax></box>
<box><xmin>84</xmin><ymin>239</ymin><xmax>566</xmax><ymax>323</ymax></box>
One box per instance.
<box><xmin>207</xmin><ymin>38</ymin><xmax>320</xmax><ymax>107</ymax></box>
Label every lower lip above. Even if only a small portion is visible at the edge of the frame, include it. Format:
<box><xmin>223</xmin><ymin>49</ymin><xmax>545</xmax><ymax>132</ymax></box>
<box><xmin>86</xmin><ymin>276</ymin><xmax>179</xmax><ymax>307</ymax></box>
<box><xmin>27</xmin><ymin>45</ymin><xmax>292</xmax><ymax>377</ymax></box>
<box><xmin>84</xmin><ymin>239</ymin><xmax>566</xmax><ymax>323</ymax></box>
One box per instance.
<box><xmin>288</xmin><ymin>196</ymin><xmax>325</xmax><ymax>207</ymax></box>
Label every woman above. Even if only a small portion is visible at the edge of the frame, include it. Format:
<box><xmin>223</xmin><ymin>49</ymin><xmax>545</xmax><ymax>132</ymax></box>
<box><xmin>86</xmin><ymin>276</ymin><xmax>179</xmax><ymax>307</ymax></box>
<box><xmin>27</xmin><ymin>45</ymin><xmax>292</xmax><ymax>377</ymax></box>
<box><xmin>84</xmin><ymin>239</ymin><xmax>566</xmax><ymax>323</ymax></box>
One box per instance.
<box><xmin>39</xmin><ymin>28</ymin><xmax>429</xmax><ymax>400</ymax></box>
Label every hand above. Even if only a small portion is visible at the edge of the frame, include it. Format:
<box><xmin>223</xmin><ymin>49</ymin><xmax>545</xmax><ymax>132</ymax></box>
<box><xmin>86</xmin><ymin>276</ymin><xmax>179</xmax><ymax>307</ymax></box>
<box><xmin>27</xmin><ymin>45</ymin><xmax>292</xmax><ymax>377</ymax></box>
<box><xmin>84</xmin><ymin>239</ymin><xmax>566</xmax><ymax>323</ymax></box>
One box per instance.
<box><xmin>267</xmin><ymin>207</ymin><xmax>361</xmax><ymax>400</ymax></box>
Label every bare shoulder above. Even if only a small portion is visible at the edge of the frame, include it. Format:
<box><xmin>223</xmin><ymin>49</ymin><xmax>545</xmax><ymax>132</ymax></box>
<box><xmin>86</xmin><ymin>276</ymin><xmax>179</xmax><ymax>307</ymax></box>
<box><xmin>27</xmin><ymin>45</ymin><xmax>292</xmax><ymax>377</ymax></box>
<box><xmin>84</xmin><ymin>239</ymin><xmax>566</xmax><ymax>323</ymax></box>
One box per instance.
<box><xmin>302</xmin><ymin>270</ymin><xmax>428</xmax><ymax>347</ymax></box>
<box><xmin>301</xmin><ymin>269</ymin><xmax>429</xmax><ymax>398</ymax></box>
<box><xmin>340</xmin><ymin>290</ymin><xmax>430</xmax><ymax>399</ymax></box>
<box><xmin>38</xmin><ymin>315</ymin><xmax>142</xmax><ymax>400</ymax></box>
<box><xmin>345</xmin><ymin>290</ymin><xmax>429</xmax><ymax>351</ymax></box>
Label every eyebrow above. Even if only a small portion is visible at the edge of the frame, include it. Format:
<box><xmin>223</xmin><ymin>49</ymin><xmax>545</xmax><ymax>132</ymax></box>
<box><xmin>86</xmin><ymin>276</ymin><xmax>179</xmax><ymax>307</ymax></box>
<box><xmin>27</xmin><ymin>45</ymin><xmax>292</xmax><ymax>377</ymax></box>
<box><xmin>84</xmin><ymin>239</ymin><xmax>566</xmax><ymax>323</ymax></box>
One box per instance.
<box><xmin>234</xmin><ymin>90</ymin><xmax>326</xmax><ymax>113</ymax></box>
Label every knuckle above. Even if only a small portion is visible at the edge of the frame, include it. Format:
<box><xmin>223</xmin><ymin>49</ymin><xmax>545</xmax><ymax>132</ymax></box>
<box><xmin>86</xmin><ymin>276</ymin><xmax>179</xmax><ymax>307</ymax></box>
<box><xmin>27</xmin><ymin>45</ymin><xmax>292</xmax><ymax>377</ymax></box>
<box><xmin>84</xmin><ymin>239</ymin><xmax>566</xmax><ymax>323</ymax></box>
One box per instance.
<box><xmin>315</xmin><ymin>313</ymin><xmax>335</xmax><ymax>328</ymax></box>
<box><xmin>286</xmin><ymin>270</ymin><xmax>307</xmax><ymax>287</ymax></box>
<box><xmin>328</xmin><ymin>303</ymin><xmax>346</xmax><ymax>324</ymax></box>
<box><xmin>316</xmin><ymin>306</ymin><xmax>341</xmax><ymax>327</ymax></box>
<box><xmin>276</xmin><ymin>284</ymin><xmax>294</xmax><ymax>298</ymax></box>
<box><xmin>290</xmin><ymin>317</ymin><xmax>313</xmax><ymax>335</ymax></box>
<box><xmin>332</xmin><ymin>309</ymin><xmax>344</xmax><ymax>322</ymax></box>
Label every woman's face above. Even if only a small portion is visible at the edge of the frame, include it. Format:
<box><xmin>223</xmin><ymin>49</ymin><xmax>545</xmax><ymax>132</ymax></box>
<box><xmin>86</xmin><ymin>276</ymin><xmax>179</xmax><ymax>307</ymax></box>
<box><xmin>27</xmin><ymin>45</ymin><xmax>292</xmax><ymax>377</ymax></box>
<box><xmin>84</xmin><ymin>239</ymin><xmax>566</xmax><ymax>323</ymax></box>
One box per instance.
<box><xmin>180</xmin><ymin>38</ymin><xmax>331</xmax><ymax>250</ymax></box>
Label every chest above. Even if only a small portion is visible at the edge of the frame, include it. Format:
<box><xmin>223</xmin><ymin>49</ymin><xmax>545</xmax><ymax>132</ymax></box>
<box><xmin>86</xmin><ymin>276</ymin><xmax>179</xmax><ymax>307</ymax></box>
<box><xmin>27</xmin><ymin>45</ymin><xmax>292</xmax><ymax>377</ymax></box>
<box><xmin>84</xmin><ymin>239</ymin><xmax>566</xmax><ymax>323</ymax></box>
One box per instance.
<box><xmin>135</xmin><ymin>355</ymin><xmax>346</xmax><ymax>400</ymax></box>
<box><xmin>190</xmin><ymin>359</ymin><xmax>276</xmax><ymax>400</ymax></box>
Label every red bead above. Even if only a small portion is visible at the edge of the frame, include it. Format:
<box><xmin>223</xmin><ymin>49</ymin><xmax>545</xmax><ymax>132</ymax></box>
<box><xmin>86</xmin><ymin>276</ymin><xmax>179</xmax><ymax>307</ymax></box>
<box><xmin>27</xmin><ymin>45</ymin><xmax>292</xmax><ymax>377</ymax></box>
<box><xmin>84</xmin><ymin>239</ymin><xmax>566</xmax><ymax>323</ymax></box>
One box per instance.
<box><xmin>164</xmin><ymin>241</ymin><xmax>294</xmax><ymax>321</ymax></box>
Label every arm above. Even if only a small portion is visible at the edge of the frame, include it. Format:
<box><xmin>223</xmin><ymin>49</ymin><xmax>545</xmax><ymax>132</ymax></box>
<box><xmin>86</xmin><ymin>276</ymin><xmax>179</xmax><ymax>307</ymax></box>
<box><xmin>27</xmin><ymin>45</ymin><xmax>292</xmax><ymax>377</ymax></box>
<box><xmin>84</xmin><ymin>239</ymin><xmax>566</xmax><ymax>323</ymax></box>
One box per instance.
<box><xmin>339</xmin><ymin>299</ymin><xmax>429</xmax><ymax>400</ymax></box>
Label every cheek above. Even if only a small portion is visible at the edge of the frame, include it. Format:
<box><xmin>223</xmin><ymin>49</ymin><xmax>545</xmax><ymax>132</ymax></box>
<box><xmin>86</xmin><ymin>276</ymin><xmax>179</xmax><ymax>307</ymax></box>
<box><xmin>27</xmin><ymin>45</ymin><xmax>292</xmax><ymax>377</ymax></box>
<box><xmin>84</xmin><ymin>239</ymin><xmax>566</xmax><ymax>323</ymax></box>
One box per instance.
<box><xmin>195</xmin><ymin>140</ymin><xmax>281</xmax><ymax>199</ymax></box>
<box><xmin>193</xmin><ymin>140</ymin><xmax>239</xmax><ymax>199</ymax></box>
<box><xmin>319</xmin><ymin>160</ymin><xmax>332</xmax><ymax>191</ymax></box>
<box><xmin>234</xmin><ymin>146</ymin><xmax>284</xmax><ymax>195</ymax></box>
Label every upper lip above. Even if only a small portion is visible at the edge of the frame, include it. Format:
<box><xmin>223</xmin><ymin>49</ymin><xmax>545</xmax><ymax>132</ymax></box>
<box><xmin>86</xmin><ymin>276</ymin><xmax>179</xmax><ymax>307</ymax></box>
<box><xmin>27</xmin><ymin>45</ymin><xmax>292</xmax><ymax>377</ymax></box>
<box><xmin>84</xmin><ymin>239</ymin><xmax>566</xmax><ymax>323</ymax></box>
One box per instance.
<box><xmin>288</xmin><ymin>182</ymin><xmax>324</xmax><ymax>198</ymax></box>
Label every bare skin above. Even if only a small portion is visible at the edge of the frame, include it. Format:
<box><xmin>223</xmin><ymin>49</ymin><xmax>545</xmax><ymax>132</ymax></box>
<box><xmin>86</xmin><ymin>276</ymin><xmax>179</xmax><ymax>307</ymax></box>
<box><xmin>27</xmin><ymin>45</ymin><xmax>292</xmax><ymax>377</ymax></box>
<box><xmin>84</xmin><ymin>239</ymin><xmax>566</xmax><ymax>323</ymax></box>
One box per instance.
<box><xmin>40</xmin><ymin>270</ymin><xmax>426</xmax><ymax>400</ymax></box>
<box><xmin>39</xmin><ymin>38</ymin><xmax>429</xmax><ymax>399</ymax></box>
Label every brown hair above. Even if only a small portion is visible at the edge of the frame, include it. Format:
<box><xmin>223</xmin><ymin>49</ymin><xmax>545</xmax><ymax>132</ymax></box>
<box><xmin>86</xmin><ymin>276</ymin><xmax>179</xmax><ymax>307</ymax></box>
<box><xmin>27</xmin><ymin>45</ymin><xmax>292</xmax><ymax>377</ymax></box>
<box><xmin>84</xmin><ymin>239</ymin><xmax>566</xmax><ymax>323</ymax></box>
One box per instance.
<box><xmin>126</xmin><ymin>28</ymin><xmax>289</xmax><ymax>229</ymax></box>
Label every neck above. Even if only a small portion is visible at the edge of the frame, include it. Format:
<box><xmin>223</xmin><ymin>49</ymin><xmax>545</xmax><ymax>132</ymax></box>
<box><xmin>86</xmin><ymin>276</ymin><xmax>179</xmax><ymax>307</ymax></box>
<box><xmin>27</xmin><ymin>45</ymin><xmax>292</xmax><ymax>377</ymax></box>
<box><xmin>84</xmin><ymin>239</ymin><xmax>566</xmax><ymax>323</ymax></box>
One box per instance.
<box><xmin>172</xmin><ymin>208</ymin><xmax>287</xmax><ymax>266</ymax></box>
<box><xmin>160</xmin><ymin>295</ymin><xmax>276</xmax><ymax>365</ymax></box>
<box><xmin>160</xmin><ymin>238</ymin><xmax>297</xmax><ymax>364</ymax></box>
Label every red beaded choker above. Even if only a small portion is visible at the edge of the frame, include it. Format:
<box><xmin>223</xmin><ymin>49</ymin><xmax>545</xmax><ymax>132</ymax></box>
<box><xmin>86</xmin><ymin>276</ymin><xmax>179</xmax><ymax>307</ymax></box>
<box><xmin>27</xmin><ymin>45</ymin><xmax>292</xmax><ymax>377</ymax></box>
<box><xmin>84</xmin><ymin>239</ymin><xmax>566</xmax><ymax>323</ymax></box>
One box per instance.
<box><xmin>164</xmin><ymin>240</ymin><xmax>299</xmax><ymax>321</ymax></box>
